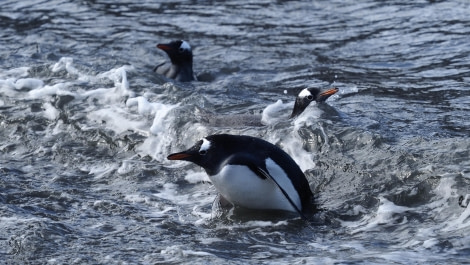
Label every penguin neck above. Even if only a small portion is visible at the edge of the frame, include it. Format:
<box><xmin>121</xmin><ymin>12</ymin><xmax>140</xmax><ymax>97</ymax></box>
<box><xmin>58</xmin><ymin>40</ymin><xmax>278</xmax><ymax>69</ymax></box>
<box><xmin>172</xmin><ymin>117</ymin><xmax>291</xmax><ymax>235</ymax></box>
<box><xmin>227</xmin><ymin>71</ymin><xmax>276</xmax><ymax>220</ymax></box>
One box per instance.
<box><xmin>174</xmin><ymin>62</ymin><xmax>194</xmax><ymax>82</ymax></box>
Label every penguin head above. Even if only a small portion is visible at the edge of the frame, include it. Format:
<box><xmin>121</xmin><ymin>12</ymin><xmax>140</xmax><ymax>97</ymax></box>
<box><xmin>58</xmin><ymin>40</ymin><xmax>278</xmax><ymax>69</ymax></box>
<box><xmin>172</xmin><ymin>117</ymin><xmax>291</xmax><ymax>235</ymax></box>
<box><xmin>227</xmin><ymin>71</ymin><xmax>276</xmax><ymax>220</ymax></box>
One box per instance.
<box><xmin>168</xmin><ymin>134</ymin><xmax>269</xmax><ymax>175</ymax></box>
<box><xmin>289</xmin><ymin>87</ymin><xmax>338</xmax><ymax>118</ymax></box>
<box><xmin>167</xmin><ymin>136</ymin><xmax>224</xmax><ymax>174</ymax></box>
<box><xmin>156</xmin><ymin>40</ymin><xmax>193</xmax><ymax>65</ymax></box>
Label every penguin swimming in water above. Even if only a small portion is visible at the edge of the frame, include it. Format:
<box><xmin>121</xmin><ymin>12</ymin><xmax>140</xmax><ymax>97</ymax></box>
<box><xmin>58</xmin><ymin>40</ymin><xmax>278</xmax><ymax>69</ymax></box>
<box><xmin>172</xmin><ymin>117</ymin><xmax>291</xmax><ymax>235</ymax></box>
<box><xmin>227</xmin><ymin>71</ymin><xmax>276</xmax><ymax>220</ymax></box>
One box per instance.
<box><xmin>167</xmin><ymin>134</ymin><xmax>314</xmax><ymax>217</ymax></box>
<box><xmin>289</xmin><ymin>87</ymin><xmax>339</xmax><ymax>118</ymax></box>
<box><xmin>193</xmin><ymin>87</ymin><xmax>339</xmax><ymax>127</ymax></box>
<box><xmin>154</xmin><ymin>40</ymin><xmax>195</xmax><ymax>82</ymax></box>
<box><xmin>260</xmin><ymin>86</ymin><xmax>339</xmax><ymax>125</ymax></box>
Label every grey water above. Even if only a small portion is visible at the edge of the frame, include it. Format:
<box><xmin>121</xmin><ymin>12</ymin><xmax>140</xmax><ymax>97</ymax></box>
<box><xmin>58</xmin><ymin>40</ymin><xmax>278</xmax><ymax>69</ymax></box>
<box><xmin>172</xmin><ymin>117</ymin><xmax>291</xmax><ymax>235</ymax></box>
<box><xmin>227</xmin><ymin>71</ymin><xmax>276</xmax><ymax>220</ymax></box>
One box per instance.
<box><xmin>1</xmin><ymin>0</ymin><xmax>470</xmax><ymax>264</ymax></box>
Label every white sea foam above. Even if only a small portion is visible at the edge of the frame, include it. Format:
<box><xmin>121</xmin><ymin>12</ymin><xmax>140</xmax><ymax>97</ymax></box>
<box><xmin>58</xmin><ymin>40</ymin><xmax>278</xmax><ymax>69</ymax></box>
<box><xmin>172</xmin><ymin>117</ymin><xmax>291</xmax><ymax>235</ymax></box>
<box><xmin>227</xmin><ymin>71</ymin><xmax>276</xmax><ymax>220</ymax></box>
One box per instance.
<box><xmin>139</xmin><ymin>122</ymin><xmax>209</xmax><ymax>162</ymax></box>
<box><xmin>341</xmin><ymin>174</ymin><xmax>470</xmax><ymax>259</ymax></box>
<box><xmin>14</xmin><ymin>78</ymin><xmax>44</xmax><ymax>91</ymax></box>
<box><xmin>87</xmin><ymin>107</ymin><xmax>147</xmax><ymax>134</ymax></box>
<box><xmin>82</xmin><ymin>67</ymin><xmax>135</xmax><ymax>102</ymax></box>
<box><xmin>124</xmin><ymin>194</ymin><xmax>152</xmax><ymax>204</ymax></box>
<box><xmin>244</xmin><ymin>220</ymin><xmax>288</xmax><ymax>227</ymax></box>
<box><xmin>277</xmin><ymin>133</ymin><xmax>316</xmax><ymax>172</ymax></box>
<box><xmin>49</xmin><ymin>58</ymin><xmax>136</xmax><ymax>101</ymax></box>
<box><xmin>153</xmin><ymin>183</ymin><xmax>191</xmax><ymax>205</ymax></box>
<box><xmin>84</xmin><ymin>163</ymin><xmax>119</xmax><ymax>179</ymax></box>
<box><xmin>125</xmin><ymin>95</ymin><xmax>182</xmax><ymax>161</ymax></box>
<box><xmin>215</xmin><ymin>220</ymin><xmax>289</xmax><ymax>230</ymax></box>
<box><xmin>28</xmin><ymin>82</ymin><xmax>72</xmax><ymax>99</ymax></box>
<box><xmin>292</xmin><ymin>103</ymin><xmax>322</xmax><ymax>129</ymax></box>
<box><xmin>126</xmin><ymin>96</ymin><xmax>156</xmax><ymax>115</ymax></box>
<box><xmin>261</xmin><ymin>99</ymin><xmax>291</xmax><ymax>125</ymax></box>
<box><xmin>0</xmin><ymin>79</ymin><xmax>17</xmax><ymax>95</ymax></box>
<box><xmin>147</xmin><ymin>205</ymin><xmax>177</xmax><ymax>219</ymax></box>
<box><xmin>43</xmin><ymin>102</ymin><xmax>60</xmax><ymax>120</ymax></box>
<box><xmin>71</xmin><ymin>68</ymin><xmax>177</xmax><ymax>162</ymax></box>
<box><xmin>422</xmin><ymin>238</ymin><xmax>439</xmax><ymax>248</ymax></box>
<box><xmin>160</xmin><ymin>245</ymin><xmax>213</xmax><ymax>259</ymax></box>
<box><xmin>149</xmin><ymin>104</ymin><xmax>178</xmax><ymax>135</ymax></box>
<box><xmin>123</xmin><ymin>194</ymin><xmax>178</xmax><ymax>220</ymax></box>
<box><xmin>343</xmin><ymin>197</ymin><xmax>412</xmax><ymax>234</ymax></box>
<box><xmin>0</xmin><ymin>216</ymin><xmax>45</xmax><ymax>224</ymax></box>
<box><xmin>433</xmin><ymin>176</ymin><xmax>470</xmax><ymax>232</ymax></box>
<box><xmin>1</xmin><ymin>73</ymin><xmax>47</xmax><ymax>97</ymax></box>
<box><xmin>197</xmin><ymin>237</ymin><xmax>223</xmax><ymax>244</ymax></box>
<box><xmin>2</xmin><ymin>58</ymin><xmax>182</xmax><ymax>165</ymax></box>
<box><xmin>1</xmin><ymin>66</ymin><xmax>29</xmax><ymax>78</ymax></box>
<box><xmin>184</xmin><ymin>170</ymin><xmax>211</xmax><ymax>183</ymax></box>
<box><xmin>51</xmin><ymin>57</ymin><xmax>75</xmax><ymax>73</ymax></box>
<box><xmin>117</xmin><ymin>160</ymin><xmax>139</xmax><ymax>175</ymax></box>
<box><xmin>192</xmin><ymin>205</ymin><xmax>213</xmax><ymax>225</ymax></box>
<box><xmin>262</xmin><ymin>120</ymin><xmax>317</xmax><ymax>172</ymax></box>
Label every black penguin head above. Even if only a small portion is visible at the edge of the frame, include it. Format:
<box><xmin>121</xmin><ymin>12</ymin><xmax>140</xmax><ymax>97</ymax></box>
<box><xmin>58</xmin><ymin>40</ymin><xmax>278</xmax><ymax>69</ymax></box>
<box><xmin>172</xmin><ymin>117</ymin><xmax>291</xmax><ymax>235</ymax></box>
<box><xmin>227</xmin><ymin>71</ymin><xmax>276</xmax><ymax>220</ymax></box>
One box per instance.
<box><xmin>168</xmin><ymin>134</ymin><xmax>268</xmax><ymax>175</ymax></box>
<box><xmin>167</xmin><ymin>135</ymin><xmax>226</xmax><ymax>175</ymax></box>
<box><xmin>156</xmin><ymin>40</ymin><xmax>193</xmax><ymax>65</ymax></box>
<box><xmin>289</xmin><ymin>87</ymin><xmax>339</xmax><ymax>119</ymax></box>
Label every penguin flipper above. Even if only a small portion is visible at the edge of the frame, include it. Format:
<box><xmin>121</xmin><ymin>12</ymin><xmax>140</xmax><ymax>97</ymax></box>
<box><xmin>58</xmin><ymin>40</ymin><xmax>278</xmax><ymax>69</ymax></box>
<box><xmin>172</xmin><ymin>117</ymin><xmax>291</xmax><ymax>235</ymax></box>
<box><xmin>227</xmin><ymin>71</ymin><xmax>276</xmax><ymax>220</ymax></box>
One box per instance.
<box><xmin>226</xmin><ymin>154</ymin><xmax>267</xmax><ymax>180</ymax></box>
<box><xmin>252</xmin><ymin>166</ymin><xmax>307</xmax><ymax>220</ymax></box>
<box><xmin>226</xmin><ymin>154</ymin><xmax>307</xmax><ymax>219</ymax></box>
<box><xmin>153</xmin><ymin>61</ymin><xmax>170</xmax><ymax>75</ymax></box>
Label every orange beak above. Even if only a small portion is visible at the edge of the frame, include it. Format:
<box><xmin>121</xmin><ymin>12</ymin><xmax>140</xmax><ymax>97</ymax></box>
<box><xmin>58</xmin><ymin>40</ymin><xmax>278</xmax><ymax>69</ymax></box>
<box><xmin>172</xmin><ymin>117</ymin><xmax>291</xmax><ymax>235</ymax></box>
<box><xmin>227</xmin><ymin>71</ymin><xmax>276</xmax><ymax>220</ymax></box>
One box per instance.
<box><xmin>167</xmin><ymin>152</ymin><xmax>192</xmax><ymax>160</ymax></box>
<box><xmin>319</xmin><ymin>87</ymin><xmax>339</xmax><ymax>97</ymax></box>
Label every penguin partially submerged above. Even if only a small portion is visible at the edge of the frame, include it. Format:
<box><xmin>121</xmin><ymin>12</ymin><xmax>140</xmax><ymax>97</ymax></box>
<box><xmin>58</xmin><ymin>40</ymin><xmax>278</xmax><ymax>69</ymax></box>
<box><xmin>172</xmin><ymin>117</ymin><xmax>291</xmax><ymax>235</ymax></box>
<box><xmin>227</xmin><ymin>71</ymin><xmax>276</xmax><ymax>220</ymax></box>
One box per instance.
<box><xmin>289</xmin><ymin>87</ymin><xmax>339</xmax><ymax>118</ymax></box>
<box><xmin>168</xmin><ymin>134</ymin><xmax>314</xmax><ymax>218</ymax></box>
<box><xmin>154</xmin><ymin>40</ymin><xmax>195</xmax><ymax>82</ymax></box>
<box><xmin>260</xmin><ymin>87</ymin><xmax>339</xmax><ymax>125</ymax></box>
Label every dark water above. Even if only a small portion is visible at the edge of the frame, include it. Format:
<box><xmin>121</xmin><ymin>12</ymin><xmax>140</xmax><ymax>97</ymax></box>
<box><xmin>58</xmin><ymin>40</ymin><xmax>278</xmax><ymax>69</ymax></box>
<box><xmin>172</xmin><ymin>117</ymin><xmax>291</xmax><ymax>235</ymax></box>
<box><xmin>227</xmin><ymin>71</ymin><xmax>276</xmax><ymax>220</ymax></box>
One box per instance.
<box><xmin>1</xmin><ymin>0</ymin><xmax>470</xmax><ymax>264</ymax></box>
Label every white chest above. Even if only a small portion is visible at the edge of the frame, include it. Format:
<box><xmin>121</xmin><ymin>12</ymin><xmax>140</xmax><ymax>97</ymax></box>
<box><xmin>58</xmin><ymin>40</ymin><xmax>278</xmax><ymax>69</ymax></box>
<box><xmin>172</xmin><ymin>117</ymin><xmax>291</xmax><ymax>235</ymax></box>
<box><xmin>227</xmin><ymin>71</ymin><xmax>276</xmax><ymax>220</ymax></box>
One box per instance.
<box><xmin>208</xmin><ymin>160</ymin><xmax>301</xmax><ymax>213</ymax></box>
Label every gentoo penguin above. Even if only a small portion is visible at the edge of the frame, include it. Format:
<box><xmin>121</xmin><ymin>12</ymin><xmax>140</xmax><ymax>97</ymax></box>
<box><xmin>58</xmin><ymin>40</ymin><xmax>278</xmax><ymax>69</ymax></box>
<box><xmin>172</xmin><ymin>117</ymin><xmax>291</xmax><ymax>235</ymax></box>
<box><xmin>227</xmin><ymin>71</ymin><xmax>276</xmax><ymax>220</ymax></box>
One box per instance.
<box><xmin>290</xmin><ymin>87</ymin><xmax>339</xmax><ymax>118</ymax></box>
<box><xmin>167</xmin><ymin>134</ymin><xmax>314</xmax><ymax>217</ymax></box>
<box><xmin>153</xmin><ymin>40</ymin><xmax>195</xmax><ymax>82</ymax></box>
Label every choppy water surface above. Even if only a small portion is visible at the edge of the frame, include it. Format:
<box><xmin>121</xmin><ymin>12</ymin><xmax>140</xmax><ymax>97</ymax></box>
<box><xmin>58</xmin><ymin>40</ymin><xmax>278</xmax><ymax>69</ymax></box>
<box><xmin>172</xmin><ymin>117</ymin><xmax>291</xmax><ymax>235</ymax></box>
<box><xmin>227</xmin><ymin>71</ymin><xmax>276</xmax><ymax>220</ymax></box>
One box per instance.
<box><xmin>1</xmin><ymin>0</ymin><xmax>470</xmax><ymax>264</ymax></box>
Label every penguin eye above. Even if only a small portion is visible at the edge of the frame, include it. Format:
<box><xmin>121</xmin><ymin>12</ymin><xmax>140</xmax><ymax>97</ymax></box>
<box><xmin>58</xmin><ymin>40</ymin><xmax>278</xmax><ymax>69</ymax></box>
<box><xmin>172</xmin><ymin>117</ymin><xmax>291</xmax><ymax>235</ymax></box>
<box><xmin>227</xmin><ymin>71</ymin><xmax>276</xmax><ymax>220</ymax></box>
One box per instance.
<box><xmin>307</xmin><ymin>95</ymin><xmax>314</xmax><ymax>101</ymax></box>
<box><xmin>199</xmin><ymin>150</ymin><xmax>207</xmax><ymax>155</ymax></box>
<box><xmin>178</xmin><ymin>47</ymin><xmax>185</xmax><ymax>53</ymax></box>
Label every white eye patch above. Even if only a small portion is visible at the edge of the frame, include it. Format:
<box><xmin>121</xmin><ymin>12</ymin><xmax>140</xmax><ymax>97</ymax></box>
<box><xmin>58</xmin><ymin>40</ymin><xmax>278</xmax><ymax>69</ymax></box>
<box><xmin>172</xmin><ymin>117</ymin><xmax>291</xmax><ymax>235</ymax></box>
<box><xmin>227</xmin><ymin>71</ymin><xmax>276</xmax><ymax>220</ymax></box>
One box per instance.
<box><xmin>199</xmin><ymin>138</ymin><xmax>211</xmax><ymax>152</ymax></box>
<box><xmin>298</xmin><ymin>88</ymin><xmax>311</xmax><ymax>98</ymax></box>
<box><xmin>180</xmin><ymin>40</ymin><xmax>191</xmax><ymax>51</ymax></box>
